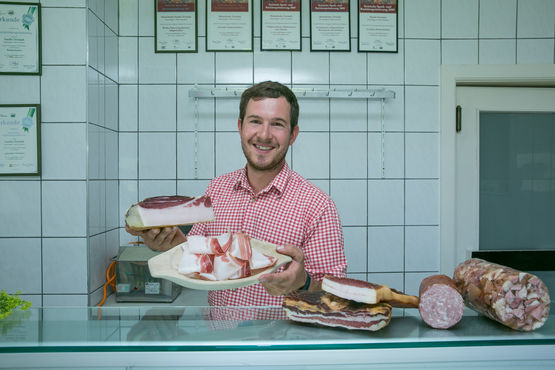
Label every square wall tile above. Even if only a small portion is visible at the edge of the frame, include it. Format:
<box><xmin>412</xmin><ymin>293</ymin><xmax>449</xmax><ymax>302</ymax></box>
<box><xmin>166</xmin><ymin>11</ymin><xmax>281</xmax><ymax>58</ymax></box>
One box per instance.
<box><xmin>441</xmin><ymin>0</ymin><xmax>478</xmax><ymax>38</ymax></box>
<box><xmin>215</xmin><ymin>97</ymin><xmax>241</xmax><ymax>131</ymax></box>
<box><xmin>479</xmin><ymin>0</ymin><xmax>516</xmax><ymax>38</ymax></box>
<box><xmin>43</xmin><ymin>238</ymin><xmax>88</xmax><ymax>294</ymax></box>
<box><xmin>105</xmin><ymin>81</ymin><xmax>118</xmax><ymax>131</ymax></box>
<box><xmin>343</xmin><ymin>227</ymin><xmax>367</xmax><ymax>273</ymax></box>
<box><xmin>178</xmin><ymin>85</ymin><xmax>216</xmax><ymax>131</ymax></box>
<box><xmin>330</xmin><ymin>98</ymin><xmax>367</xmax><ymax>131</ymax></box>
<box><xmin>331</xmin><ymin>180</ymin><xmax>367</xmax><ymax>226</ymax></box>
<box><xmin>120</xmin><ymin>180</ymin><xmax>138</xmax><ymax>227</ymax></box>
<box><xmin>368</xmin><ymin>133</ymin><xmax>404</xmax><ymax>179</ymax></box>
<box><xmin>177</xmin><ymin>40</ymin><xmax>215</xmax><ymax>84</ymax></box>
<box><xmin>88</xmin><ymin>123</ymin><xmax>106</xmax><ymax>180</ymax></box>
<box><xmin>253</xmin><ymin>46</ymin><xmax>291</xmax><ymax>84</ymax></box>
<box><xmin>119</xmin><ymin>37</ymin><xmax>138</xmax><ymax>83</ymax></box>
<box><xmin>119</xmin><ymin>133</ymin><xmax>138</xmax><ymax>179</ymax></box>
<box><xmin>405</xmin><ymin>133</ymin><xmax>439</xmax><ymax>178</ymax></box>
<box><xmin>368</xmin><ymin>226</ymin><xmax>404</xmax><ymax>272</ymax></box>
<box><xmin>138</xmin><ymin>0</ymin><xmax>155</xmax><ymax>36</ymax></box>
<box><xmin>331</xmin><ymin>133</ymin><xmax>367</xmax><ymax>178</ymax></box>
<box><xmin>138</xmin><ymin>85</ymin><xmax>176</xmax><ymax>131</ymax></box>
<box><xmin>0</xmin><ymin>238</ymin><xmax>41</xmax><ymax>293</ymax></box>
<box><xmin>297</xmin><ymin>93</ymin><xmax>329</xmax><ymax>131</ymax></box>
<box><xmin>292</xmin><ymin>38</ymin><xmax>329</xmax><ymax>84</ymax></box>
<box><xmin>120</xmin><ymin>0</ymin><xmax>139</xmax><ymax>36</ymax></box>
<box><xmin>309</xmin><ymin>179</ymin><xmax>329</xmax><ymax>195</ymax></box>
<box><xmin>0</xmin><ymin>181</ymin><xmax>41</xmax><ymax>237</ymax></box>
<box><xmin>41</xmin><ymin>123</ymin><xmax>87</xmax><ymax>180</ymax></box>
<box><xmin>368</xmin><ymin>39</ymin><xmax>404</xmax><ymax>85</ymax></box>
<box><xmin>178</xmin><ymin>179</ymin><xmax>212</xmax><ymax>197</ymax></box>
<box><xmin>404</xmin><ymin>40</ymin><xmax>440</xmax><ymax>86</ymax></box>
<box><xmin>139</xmin><ymin>180</ymin><xmax>177</xmax><ymax>200</ymax></box>
<box><xmin>139</xmin><ymin>37</ymin><xmax>177</xmax><ymax>83</ymax></box>
<box><xmin>0</xmin><ymin>75</ymin><xmax>40</xmax><ymax>104</ymax></box>
<box><xmin>405</xmin><ymin>179</ymin><xmax>439</xmax><ymax>225</ymax></box>
<box><xmin>106</xmin><ymin>180</ymin><xmax>119</xmax><ymax>230</ymax></box>
<box><xmin>106</xmin><ymin>130</ymin><xmax>119</xmax><ymax>180</ymax></box>
<box><xmin>88</xmin><ymin>69</ymin><xmax>100</xmax><ymax>125</ymax></box>
<box><xmin>89</xmin><ymin>233</ymin><xmax>107</xmax><ymax>293</ymax></box>
<box><xmin>368</xmin><ymin>86</ymin><xmax>404</xmax><ymax>132</ymax></box>
<box><xmin>215</xmin><ymin>53</ymin><xmax>254</xmax><ymax>85</ymax></box>
<box><xmin>88</xmin><ymin>10</ymin><xmax>100</xmax><ymax>71</ymax></box>
<box><xmin>404</xmin><ymin>272</ymin><xmax>433</xmax><ymax>296</ymax></box>
<box><xmin>405</xmin><ymin>86</ymin><xmax>439</xmax><ymax>132</ymax></box>
<box><xmin>42</xmin><ymin>295</ymin><xmax>88</xmax><ymax>307</ymax></box>
<box><xmin>105</xmin><ymin>0</ymin><xmax>118</xmax><ymax>32</ymax></box>
<box><xmin>105</xmin><ymin>27</ymin><xmax>119</xmax><ymax>82</ymax></box>
<box><xmin>517</xmin><ymin>0</ymin><xmax>555</xmax><ymax>38</ymax></box>
<box><xmin>330</xmin><ymin>46</ymin><xmax>366</xmax><ymax>85</ymax></box>
<box><xmin>404</xmin><ymin>0</ymin><xmax>440</xmax><ymax>38</ymax></box>
<box><xmin>441</xmin><ymin>40</ymin><xmax>478</xmax><ymax>65</ymax></box>
<box><xmin>215</xmin><ymin>132</ymin><xmax>245</xmax><ymax>177</ymax></box>
<box><xmin>291</xmin><ymin>132</ymin><xmax>329</xmax><ymax>179</ymax></box>
<box><xmin>88</xmin><ymin>180</ymin><xmax>106</xmax><ymax>235</ymax></box>
<box><xmin>368</xmin><ymin>272</ymin><xmax>403</xmax><ymax>292</ymax></box>
<box><xmin>405</xmin><ymin>226</ymin><xmax>439</xmax><ymax>272</ymax></box>
<box><xmin>42</xmin><ymin>181</ymin><xmax>87</xmax><ymax>237</ymax></box>
<box><xmin>41</xmin><ymin>66</ymin><xmax>87</xmax><ymax>122</ymax></box>
<box><xmin>42</xmin><ymin>8</ymin><xmax>87</xmax><ymax>65</ymax></box>
<box><xmin>119</xmin><ymin>84</ymin><xmax>138</xmax><ymax>131</ymax></box>
<box><xmin>517</xmin><ymin>39</ymin><xmax>555</xmax><ymax>64</ymax></box>
<box><xmin>177</xmin><ymin>132</ymin><xmax>215</xmax><ymax>179</ymax></box>
<box><xmin>478</xmin><ymin>40</ymin><xmax>516</xmax><ymax>64</ymax></box>
<box><xmin>367</xmin><ymin>179</ymin><xmax>404</xmax><ymax>225</ymax></box>
<box><xmin>138</xmin><ymin>133</ymin><xmax>177</xmax><ymax>179</ymax></box>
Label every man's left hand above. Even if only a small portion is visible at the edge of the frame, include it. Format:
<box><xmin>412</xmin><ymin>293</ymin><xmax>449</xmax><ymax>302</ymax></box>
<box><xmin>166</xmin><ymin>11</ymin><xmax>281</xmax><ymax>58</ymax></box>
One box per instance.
<box><xmin>258</xmin><ymin>244</ymin><xmax>309</xmax><ymax>296</ymax></box>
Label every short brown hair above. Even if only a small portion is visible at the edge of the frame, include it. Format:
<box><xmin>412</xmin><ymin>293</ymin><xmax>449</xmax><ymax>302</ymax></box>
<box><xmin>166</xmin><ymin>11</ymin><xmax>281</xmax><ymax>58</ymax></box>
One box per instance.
<box><xmin>239</xmin><ymin>81</ymin><xmax>299</xmax><ymax>131</ymax></box>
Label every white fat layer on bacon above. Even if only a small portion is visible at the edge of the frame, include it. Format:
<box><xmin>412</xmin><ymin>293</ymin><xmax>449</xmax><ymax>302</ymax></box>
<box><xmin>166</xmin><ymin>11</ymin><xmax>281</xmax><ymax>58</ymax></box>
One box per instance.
<box><xmin>198</xmin><ymin>272</ymin><xmax>217</xmax><ymax>281</ymax></box>
<box><xmin>322</xmin><ymin>279</ymin><xmax>377</xmax><ymax>304</ymax></box>
<box><xmin>187</xmin><ymin>235</ymin><xmax>211</xmax><ymax>254</ymax></box>
<box><xmin>284</xmin><ymin>310</ymin><xmax>388</xmax><ymax>331</ymax></box>
<box><xmin>213</xmin><ymin>253</ymin><xmax>243</xmax><ymax>280</ymax></box>
<box><xmin>250</xmin><ymin>248</ymin><xmax>277</xmax><ymax>269</ymax></box>
<box><xmin>177</xmin><ymin>247</ymin><xmax>203</xmax><ymax>274</ymax></box>
<box><xmin>125</xmin><ymin>196</ymin><xmax>214</xmax><ymax>228</ymax></box>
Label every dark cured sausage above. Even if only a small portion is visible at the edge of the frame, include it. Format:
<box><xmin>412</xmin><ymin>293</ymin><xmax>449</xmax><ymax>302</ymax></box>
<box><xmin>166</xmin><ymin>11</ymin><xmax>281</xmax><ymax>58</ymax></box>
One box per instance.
<box><xmin>453</xmin><ymin>258</ymin><xmax>550</xmax><ymax>331</ymax></box>
<box><xmin>418</xmin><ymin>274</ymin><xmax>464</xmax><ymax>329</ymax></box>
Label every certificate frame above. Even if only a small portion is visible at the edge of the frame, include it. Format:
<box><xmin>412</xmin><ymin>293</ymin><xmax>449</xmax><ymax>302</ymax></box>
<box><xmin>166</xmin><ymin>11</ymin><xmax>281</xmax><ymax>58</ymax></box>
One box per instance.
<box><xmin>206</xmin><ymin>0</ymin><xmax>253</xmax><ymax>52</ymax></box>
<box><xmin>358</xmin><ymin>0</ymin><xmax>398</xmax><ymax>53</ymax></box>
<box><xmin>0</xmin><ymin>1</ymin><xmax>41</xmax><ymax>75</ymax></box>
<box><xmin>309</xmin><ymin>0</ymin><xmax>351</xmax><ymax>52</ymax></box>
<box><xmin>0</xmin><ymin>104</ymin><xmax>41</xmax><ymax>176</ymax></box>
<box><xmin>155</xmin><ymin>0</ymin><xmax>198</xmax><ymax>53</ymax></box>
<box><xmin>261</xmin><ymin>0</ymin><xmax>302</xmax><ymax>51</ymax></box>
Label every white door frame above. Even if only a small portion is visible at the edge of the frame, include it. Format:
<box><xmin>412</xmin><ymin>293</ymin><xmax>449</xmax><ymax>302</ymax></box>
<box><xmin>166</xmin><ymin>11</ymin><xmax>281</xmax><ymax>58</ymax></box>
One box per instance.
<box><xmin>439</xmin><ymin>64</ymin><xmax>555</xmax><ymax>275</ymax></box>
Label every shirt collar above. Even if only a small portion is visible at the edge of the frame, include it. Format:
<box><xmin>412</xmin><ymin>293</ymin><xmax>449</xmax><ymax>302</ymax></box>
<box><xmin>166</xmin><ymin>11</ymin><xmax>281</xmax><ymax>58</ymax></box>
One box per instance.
<box><xmin>234</xmin><ymin>162</ymin><xmax>291</xmax><ymax>197</ymax></box>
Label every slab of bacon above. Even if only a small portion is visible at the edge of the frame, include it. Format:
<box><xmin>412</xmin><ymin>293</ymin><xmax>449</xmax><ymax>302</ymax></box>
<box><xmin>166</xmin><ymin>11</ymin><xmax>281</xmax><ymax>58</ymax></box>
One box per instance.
<box><xmin>176</xmin><ymin>232</ymin><xmax>278</xmax><ymax>281</ymax></box>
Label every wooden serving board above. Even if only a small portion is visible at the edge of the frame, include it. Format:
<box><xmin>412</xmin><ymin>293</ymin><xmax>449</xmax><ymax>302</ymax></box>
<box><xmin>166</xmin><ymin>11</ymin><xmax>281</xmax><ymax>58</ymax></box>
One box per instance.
<box><xmin>148</xmin><ymin>238</ymin><xmax>292</xmax><ymax>291</ymax></box>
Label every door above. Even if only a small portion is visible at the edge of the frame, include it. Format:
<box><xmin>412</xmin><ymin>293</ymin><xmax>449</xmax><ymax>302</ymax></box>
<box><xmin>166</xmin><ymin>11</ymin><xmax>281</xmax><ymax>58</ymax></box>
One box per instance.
<box><xmin>454</xmin><ymin>86</ymin><xmax>555</xmax><ymax>290</ymax></box>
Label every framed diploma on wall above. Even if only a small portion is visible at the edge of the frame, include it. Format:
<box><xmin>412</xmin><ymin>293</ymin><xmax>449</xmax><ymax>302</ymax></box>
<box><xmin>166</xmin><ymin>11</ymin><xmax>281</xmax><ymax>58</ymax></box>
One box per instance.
<box><xmin>310</xmin><ymin>0</ymin><xmax>350</xmax><ymax>51</ymax></box>
<box><xmin>155</xmin><ymin>0</ymin><xmax>198</xmax><ymax>53</ymax></box>
<box><xmin>0</xmin><ymin>105</ymin><xmax>41</xmax><ymax>176</ymax></box>
<box><xmin>261</xmin><ymin>0</ymin><xmax>301</xmax><ymax>51</ymax></box>
<box><xmin>358</xmin><ymin>0</ymin><xmax>398</xmax><ymax>52</ymax></box>
<box><xmin>206</xmin><ymin>0</ymin><xmax>253</xmax><ymax>51</ymax></box>
<box><xmin>0</xmin><ymin>2</ymin><xmax>41</xmax><ymax>75</ymax></box>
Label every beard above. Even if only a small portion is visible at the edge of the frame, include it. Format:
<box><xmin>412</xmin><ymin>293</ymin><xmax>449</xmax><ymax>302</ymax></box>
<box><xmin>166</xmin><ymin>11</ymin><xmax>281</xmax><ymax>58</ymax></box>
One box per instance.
<box><xmin>241</xmin><ymin>140</ymin><xmax>289</xmax><ymax>173</ymax></box>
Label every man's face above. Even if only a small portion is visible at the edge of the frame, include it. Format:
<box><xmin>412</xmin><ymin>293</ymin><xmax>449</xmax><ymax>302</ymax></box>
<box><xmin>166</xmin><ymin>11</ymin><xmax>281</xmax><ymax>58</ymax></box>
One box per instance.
<box><xmin>238</xmin><ymin>96</ymin><xmax>299</xmax><ymax>173</ymax></box>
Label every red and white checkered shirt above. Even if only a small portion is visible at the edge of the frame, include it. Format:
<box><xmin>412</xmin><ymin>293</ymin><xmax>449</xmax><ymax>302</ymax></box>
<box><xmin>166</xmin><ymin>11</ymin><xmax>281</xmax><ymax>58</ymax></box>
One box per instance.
<box><xmin>188</xmin><ymin>162</ymin><xmax>347</xmax><ymax>307</ymax></box>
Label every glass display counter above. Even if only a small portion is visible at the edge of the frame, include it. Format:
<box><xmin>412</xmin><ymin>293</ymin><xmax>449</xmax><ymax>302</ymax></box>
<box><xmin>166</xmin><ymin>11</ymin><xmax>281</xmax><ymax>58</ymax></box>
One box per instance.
<box><xmin>1</xmin><ymin>306</ymin><xmax>554</xmax><ymax>369</ymax></box>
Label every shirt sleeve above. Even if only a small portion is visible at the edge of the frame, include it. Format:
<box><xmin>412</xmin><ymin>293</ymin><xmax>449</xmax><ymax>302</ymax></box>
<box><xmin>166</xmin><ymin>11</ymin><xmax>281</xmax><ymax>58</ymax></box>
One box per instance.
<box><xmin>302</xmin><ymin>198</ymin><xmax>347</xmax><ymax>281</ymax></box>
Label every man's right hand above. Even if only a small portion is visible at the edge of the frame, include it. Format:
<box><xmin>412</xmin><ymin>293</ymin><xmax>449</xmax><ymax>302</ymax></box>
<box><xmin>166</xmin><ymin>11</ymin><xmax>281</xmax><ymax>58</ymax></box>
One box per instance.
<box><xmin>125</xmin><ymin>224</ymin><xmax>186</xmax><ymax>252</ymax></box>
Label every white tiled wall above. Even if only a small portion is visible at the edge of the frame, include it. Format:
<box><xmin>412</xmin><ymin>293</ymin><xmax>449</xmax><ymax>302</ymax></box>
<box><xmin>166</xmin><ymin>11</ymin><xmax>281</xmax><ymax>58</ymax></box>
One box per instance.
<box><xmin>1</xmin><ymin>0</ymin><xmax>554</xmax><ymax>306</ymax></box>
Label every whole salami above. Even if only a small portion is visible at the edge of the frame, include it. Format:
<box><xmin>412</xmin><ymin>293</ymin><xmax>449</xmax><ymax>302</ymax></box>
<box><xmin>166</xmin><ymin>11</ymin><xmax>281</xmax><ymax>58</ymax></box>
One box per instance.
<box><xmin>453</xmin><ymin>258</ymin><xmax>550</xmax><ymax>331</ymax></box>
<box><xmin>418</xmin><ymin>274</ymin><xmax>464</xmax><ymax>329</ymax></box>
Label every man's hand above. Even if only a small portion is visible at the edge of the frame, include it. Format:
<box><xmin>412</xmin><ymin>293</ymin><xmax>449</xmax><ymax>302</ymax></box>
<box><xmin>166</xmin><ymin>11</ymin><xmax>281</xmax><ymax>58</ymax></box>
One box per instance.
<box><xmin>258</xmin><ymin>244</ymin><xmax>311</xmax><ymax>296</ymax></box>
<box><xmin>125</xmin><ymin>224</ymin><xmax>186</xmax><ymax>252</ymax></box>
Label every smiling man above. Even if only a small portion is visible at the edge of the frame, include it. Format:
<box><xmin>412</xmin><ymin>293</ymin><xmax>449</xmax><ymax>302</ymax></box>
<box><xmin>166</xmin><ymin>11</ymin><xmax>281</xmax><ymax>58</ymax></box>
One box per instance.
<box><xmin>127</xmin><ymin>81</ymin><xmax>347</xmax><ymax>307</ymax></box>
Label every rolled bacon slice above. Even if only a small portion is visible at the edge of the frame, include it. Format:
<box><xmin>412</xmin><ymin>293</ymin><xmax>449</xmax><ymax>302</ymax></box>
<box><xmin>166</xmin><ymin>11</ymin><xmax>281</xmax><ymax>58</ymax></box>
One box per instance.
<box><xmin>322</xmin><ymin>276</ymin><xmax>419</xmax><ymax>308</ymax></box>
<box><xmin>125</xmin><ymin>195</ymin><xmax>214</xmax><ymax>230</ymax></box>
<box><xmin>283</xmin><ymin>291</ymin><xmax>392</xmax><ymax>331</ymax></box>
<box><xmin>454</xmin><ymin>258</ymin><xmax>550</xmax><ymax>331</ymax></box>
<box><xmin>177</xmin><ymin>246</ymin><xmax>213</xmax><ymax>275</ymax></box>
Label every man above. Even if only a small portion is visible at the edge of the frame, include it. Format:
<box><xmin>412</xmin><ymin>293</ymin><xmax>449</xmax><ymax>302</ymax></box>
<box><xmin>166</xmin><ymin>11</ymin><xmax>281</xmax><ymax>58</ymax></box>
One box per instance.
<box><xmin>127</xmin><ymin>81</ymin><xmax>347</xmax><ymax>306</ymax></box>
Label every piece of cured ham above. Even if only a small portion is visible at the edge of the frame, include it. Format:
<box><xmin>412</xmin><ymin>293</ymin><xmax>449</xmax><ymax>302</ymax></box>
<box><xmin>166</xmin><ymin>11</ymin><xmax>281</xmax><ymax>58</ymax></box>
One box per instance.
<box><xmin>125</xmin><ymin>195</ymin><xmax>214</xmax><ymax>230</ymax></box>
<box><xmin>177</xmin><ymin>247</ymin><xmax>214</xmax><ymax>275</ymax></box>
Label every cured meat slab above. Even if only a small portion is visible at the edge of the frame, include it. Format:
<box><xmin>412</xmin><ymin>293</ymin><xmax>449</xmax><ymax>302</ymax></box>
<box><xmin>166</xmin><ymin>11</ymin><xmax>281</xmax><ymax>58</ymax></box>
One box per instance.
<box><xmin>282</xmin><ymin>290</ymin><xmax>392</xmax><ymax>331</ymax></box>
<box><xmin>126</xmin><ymin>195</ymin><xmax>214</xmax><ymax>230</ymax></box>
<box><xmin>418</xmin><ymin>274</ymin><xmax>464</xmax><ymax>329</ymax></box>
<box><xmin>322</xmin><ymin>276</ymin><xmax>419</xmax><ymax>308</ymax></box>
<box><xmin>454</xmin><ymin>258</ymin><xmax>550</xmax><ymax>331</ymax></box>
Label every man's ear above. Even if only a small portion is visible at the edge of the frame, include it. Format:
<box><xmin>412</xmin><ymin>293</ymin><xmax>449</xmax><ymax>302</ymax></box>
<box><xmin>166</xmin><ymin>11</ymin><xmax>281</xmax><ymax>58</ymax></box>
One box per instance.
<box><xmin>289</xmin><ymin>125</ymin><xmax>299</xmax><ymax>146</ymax></box>
<box><xmin>237</xmin><ymin>118</ymin><xmax>242</xmax><ymax>132</ymax></box>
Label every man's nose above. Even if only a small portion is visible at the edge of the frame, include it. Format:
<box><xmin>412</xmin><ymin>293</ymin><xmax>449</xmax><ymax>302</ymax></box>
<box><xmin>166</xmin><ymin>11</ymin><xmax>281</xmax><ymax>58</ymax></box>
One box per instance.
<box><xmin>258</xmin><ymin>122</ymin><xmax>271</xmax><ymax>139</ymax></box>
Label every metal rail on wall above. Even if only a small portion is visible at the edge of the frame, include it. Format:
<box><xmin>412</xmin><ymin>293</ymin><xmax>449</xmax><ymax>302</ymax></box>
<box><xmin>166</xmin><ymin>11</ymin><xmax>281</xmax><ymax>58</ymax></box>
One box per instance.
<box><xmin>189</xmin><ymin>86</ymin><xmax>396</xmax><ymax>179</ymax></box>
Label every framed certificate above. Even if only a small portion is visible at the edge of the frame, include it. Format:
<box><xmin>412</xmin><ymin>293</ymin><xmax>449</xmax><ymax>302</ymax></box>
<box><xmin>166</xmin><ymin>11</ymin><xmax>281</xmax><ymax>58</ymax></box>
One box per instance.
<box><xmin>206</xmin><ymin>0</ymin><xmax>253</xmax><ymax>51</ymax></box>
<box><xmin>0</xmin><ymin>2</ymin><xmax>41</xmax><ymax>74</ymax></box>
<box><xmin>155</xmin><ymin>0</ymin><xmax>197</xmax><ymax>53</ymax></box>
<box><xmin>0</xmin><ymin>105</ymin><xmax>41</xmax><ymax>176</ymax></box>
<box><xmin>261</xmin><ymin>0</ymin><xmax>301</xmax><ymax>51</ymax></box>
<box><xmin>358</xmin><ymin>0</ymin><xmax>398</xmax><ymax>52</ymax></box>
<box><xmin>310</xmin><ymin>0</ymin><xmax>350</xmax><ymax>51</ymax></box>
